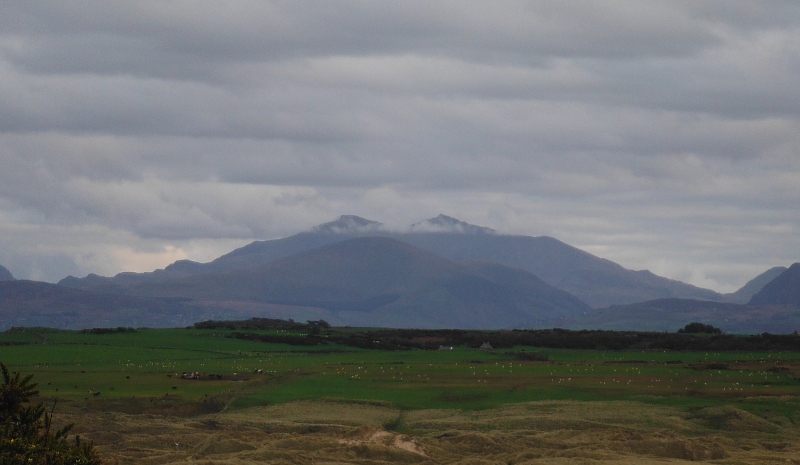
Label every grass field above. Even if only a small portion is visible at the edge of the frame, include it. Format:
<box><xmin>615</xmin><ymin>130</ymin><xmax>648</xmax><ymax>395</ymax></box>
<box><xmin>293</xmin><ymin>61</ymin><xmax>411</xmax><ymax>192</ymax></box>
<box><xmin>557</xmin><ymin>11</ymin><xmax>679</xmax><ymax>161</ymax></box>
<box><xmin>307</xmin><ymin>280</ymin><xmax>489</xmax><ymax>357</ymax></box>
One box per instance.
<box><xmin>3</xmin><ymin>326</ymin><xmax>800</xmax><ymax>463</ymax></box>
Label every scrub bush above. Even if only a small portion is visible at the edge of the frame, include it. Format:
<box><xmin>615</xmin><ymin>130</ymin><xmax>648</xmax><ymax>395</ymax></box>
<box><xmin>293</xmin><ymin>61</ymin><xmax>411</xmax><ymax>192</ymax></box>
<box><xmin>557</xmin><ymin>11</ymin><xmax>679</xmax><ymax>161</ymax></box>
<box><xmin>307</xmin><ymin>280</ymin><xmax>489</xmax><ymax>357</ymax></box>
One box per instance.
<box><xmin>1</xmin><ymin>362</ymin><xmax>101</xmax><ymax>465</ymax></box>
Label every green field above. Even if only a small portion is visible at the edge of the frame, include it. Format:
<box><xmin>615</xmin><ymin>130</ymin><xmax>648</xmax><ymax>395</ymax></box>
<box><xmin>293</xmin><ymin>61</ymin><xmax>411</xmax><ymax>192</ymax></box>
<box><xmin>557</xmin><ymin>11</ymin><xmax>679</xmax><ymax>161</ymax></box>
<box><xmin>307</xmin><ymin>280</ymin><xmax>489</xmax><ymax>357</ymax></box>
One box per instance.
<box><xmin>5</xmin><ymin>326</ymin><xmax>800</xmax><ymax>463</ymax></box>
<box><xmin>3</xmin><ymin>326</ymin><xmax>799</xmax><ymax>416</ymax></box>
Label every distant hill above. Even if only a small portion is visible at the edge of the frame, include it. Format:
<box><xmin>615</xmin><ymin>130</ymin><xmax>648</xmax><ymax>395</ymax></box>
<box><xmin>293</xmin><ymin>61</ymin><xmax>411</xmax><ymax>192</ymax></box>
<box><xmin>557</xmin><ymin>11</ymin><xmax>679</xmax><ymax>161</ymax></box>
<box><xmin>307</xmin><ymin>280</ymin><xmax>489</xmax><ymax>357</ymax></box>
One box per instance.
<box><xmin>749</xmin><ymin>263</ymin><xmax>800</xmax><ymax>306</ymax></box>
<box><xmin>573</xmin><ymin>298</ymin><xmax>800</xmax><ymax>334</ymax></box>
<box><xmin>0</xmin><ymin>280</ymin><xmax>215</xmax><ymax>330</ymax></box>
<box><xmin>0</xmin><ymin>265</ymin><xmax>13</xmax><ymax>281</ymax></box>
<box><xmin>58</xmin><ymin>261</ymin><xmax>207</xmax><ymax>292</ymax></box>
<box><xmin>125</xmin><ymin>237</ymin><xmax>591</xmax><ymax>329</ymax></box>
<box><xmin>722</xmin><ymin>266</ymin><xmax>787</xmax><ymax>304</ymax></box>
<box><xmin>60</xmin><ymin>215</ymin><xmax>725</xmax><ymax>308</ymax></box>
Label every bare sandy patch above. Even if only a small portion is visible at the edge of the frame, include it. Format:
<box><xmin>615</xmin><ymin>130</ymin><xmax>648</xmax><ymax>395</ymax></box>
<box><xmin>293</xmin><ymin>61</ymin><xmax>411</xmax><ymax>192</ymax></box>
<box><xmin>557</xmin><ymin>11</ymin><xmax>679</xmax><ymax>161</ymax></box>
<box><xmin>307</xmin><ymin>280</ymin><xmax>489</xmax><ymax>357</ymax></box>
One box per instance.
<box><xmin>339</xmin><ymin>427</ymin><xmax>427</xmax><ymax>456</ymax></box>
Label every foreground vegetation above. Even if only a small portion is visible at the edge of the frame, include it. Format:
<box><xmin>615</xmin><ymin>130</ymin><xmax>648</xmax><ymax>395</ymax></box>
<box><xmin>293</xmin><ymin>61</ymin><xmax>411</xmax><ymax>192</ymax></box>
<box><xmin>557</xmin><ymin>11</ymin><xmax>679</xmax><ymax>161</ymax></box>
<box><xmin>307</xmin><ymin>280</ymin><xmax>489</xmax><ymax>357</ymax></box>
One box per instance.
<box><xmin>1</xmin><ymin>363</ymin><xmax>100</xmax><ymax>465</ymax></box>
<box><xmin>2</xmin><ymin>321</ymin><xmax>800</xmax><ymax>463</ymax></box>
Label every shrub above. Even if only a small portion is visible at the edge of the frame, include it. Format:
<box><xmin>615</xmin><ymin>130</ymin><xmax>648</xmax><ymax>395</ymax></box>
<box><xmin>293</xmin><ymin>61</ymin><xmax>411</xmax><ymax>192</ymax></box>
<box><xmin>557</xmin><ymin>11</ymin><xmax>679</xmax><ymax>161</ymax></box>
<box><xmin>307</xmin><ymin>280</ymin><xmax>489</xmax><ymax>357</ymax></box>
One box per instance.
<box><xmin>1</xmin><ymin>362</ymin><xmax>102</xmax><ymax>465</ymax></box>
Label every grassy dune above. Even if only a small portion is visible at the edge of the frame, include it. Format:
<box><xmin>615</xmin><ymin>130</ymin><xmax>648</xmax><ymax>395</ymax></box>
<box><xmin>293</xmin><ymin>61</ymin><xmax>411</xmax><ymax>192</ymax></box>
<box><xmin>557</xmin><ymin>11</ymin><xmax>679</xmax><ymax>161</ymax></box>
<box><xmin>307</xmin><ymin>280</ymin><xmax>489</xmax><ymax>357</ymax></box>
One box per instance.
<box><xmin>3</xmin><ymin>327</ymin><xmax>800</xmax><ymax>463</ymax></box>
<box><xmin>55</xmin><ymin>400</ymin><xmax>800</xmax><ymax>463</ymax></box>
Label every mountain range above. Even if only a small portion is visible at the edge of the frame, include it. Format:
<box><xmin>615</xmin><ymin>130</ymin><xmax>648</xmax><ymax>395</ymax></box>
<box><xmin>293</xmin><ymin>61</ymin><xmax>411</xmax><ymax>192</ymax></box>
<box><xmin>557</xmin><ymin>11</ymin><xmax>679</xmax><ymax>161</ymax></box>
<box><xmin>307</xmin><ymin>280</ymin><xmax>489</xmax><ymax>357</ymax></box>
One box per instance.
<box><xmin>2</xmin><ymin>215</ymin><xmax>799</xmax><ymax>332</ymax></box>
<box><xmin>60</xmin><ymin>215</ymin><xmax>726</xmax><ymax>308</ymax></box>
<box><xmin>122</xmin><ymin>236</ymin><xmax>591</xmax><ymax>329</ymax></box>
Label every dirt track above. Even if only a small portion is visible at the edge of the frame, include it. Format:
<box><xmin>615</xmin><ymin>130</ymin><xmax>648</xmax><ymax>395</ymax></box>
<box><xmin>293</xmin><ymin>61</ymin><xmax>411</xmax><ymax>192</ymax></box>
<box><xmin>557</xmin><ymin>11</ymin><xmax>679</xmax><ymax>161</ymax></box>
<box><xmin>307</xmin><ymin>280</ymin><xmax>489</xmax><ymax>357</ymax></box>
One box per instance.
<box><xmin>64</xmin><ymin>400</ymin><xmax>800</xmax><ymax>464</ymax></box>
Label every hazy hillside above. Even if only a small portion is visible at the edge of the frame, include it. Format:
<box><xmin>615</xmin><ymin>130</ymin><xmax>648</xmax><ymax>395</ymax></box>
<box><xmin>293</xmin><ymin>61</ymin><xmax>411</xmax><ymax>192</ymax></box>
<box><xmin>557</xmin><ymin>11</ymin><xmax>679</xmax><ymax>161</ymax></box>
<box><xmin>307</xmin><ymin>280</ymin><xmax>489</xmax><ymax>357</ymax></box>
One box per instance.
<box><xmin>0</xmin><ymin>280</ymin><xmax>206</xmax><ymax>330</ymax></box>
<box><xmin>210</xmin><ymin>216</ymin><xmax>725</xmax><ymax>307</ymax></box>
<box><xmin>722</xmin><ymin>266</ymin><xmax>788</xmax><ymax>304</ymax></box>
<box><xmin>59</xmin><ymin>215</ymin><xmax>736</xmax><ymax>310</ymax></box>
<box><xmin>12</xmin><ymin>234</ymin><xmax>800</xmax><ymax>331</ymax></box>
<box><xmin>65</xmin><ymin>215</ymin><xmax>720</xmax><ymax>308</ymax></box>
<box><xmin>384</xmin><ymin>233</ymin><xmax>722</xmax><ymax>308</ymax></box>
<box><xmin>127</xmin><ymin>237</ymin><xmax>592</xmax><ymax>329</ymax></box>
<box><xmin>58</xmin><ymin>261</ymin><xmax>207</xmax><ymax>291</ymax></box>
<box><xmin>749</xmin><ymin>263</ymin><xmax>800</xmax><ymax>306</ymax></box>
<box><xmin>0</xmin><ymin>264</ymin><xmax>13</xmax><ymax>281</ymax></box>
<box><xmin>572</xmin><ymin>298</ymin><xmax>800</xmax><ymax>334</ymax></box>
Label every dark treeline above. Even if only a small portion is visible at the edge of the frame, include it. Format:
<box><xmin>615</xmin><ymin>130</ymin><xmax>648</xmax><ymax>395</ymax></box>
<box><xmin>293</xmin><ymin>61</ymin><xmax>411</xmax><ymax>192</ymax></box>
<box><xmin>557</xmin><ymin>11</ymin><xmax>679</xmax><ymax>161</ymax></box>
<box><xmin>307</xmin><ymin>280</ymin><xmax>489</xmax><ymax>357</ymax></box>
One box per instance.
<box><xmin>84</xmin><ymin>327</ymin><xmax>136</xmax><ymax>334</ymax></box>
<box><xmin>193</xmin><ymin>319</ymin><xmax>800</xmax><ymax>352</ymax></box>
<box><xmin>194</xmin><ymin>318</ymin><xmax>319</xmax><ymax>331</ymax></box>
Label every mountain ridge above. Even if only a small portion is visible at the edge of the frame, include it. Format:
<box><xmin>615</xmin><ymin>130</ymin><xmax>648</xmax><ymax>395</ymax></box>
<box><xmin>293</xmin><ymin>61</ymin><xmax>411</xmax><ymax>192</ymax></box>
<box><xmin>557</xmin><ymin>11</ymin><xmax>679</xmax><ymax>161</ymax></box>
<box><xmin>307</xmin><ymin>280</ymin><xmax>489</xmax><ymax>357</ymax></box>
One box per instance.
<box><xmin>410</xmin><ymin>214</ymin><xmax>496</xmax><ymax>234</ymax></box>
<box><xmin>312</xmin><ymin>215</ymin><xmax>385</xmax><ymax>234</ymax></box>
<box><xmin>6</xmin><ymin>214</ymin><xmax>799</xmax><ymax>332</ymax></box>
<box><xmin>122</xmin><ymin>236</ymin><xmax>591</xmax><ymax>329</ymax></box>
<box><xmin>0</xmin><ymin>264</ymin><xmax>13</xmax><ymax>281</ymax></box>
<box><xmin>59</xmin><ymin>215</ymin><xmax>728</xmax><ymax>308</ymax></box>
<box><xmin>749</xmin><ymin>263</ymin><xmax>800</xmax><ymax>306</ymax></box>
<box><xmin>723</xmin><ymin>266</ymin><xmax>788</xmax><ymax>304</ymax></box>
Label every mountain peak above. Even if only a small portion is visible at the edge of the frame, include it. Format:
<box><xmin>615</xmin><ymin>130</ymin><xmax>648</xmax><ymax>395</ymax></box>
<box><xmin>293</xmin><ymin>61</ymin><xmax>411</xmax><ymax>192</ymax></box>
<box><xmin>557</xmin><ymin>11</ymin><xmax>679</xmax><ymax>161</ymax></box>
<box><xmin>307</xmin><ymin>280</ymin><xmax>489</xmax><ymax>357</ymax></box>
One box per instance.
<box><xmin>312</xmin><ymin>215</ymin><xmax>384</xmax><ymax>234</ymax></box>
<box><xmin>410</xmin><ymin>214</ymin><xmax>495</xmax><ymax>235</ymax></box>
<box><xmin>0</xmin><ymin>264</ymin><xmax>14</xmax><ymax>281</ymax></box>
<box><xmin>748</xmin><ymin>262</ymin><xmax>800</xmax><ymax>306</ymax></box>
<box><xmin>724</xmin><ymin>266</ymin><xmax>788</xmax><ymax>304</ymax></box>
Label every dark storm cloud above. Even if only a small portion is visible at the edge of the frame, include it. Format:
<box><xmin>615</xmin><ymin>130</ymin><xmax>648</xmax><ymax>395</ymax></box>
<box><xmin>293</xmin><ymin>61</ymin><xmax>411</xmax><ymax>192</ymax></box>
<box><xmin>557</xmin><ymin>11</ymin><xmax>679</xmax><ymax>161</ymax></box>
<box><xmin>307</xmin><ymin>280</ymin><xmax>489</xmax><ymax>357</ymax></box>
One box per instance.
<box><xmin>0</xmin><ymin>1</ymin><xmax>798</xmax><ymax>291</ymax></box>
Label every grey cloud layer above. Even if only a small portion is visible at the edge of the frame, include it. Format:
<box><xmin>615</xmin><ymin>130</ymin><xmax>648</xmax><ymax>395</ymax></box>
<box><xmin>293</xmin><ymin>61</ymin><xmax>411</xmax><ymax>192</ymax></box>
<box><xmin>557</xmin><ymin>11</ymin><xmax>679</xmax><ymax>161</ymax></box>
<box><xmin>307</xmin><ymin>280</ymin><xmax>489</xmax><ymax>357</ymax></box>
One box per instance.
<box><xmin>1</xmin><ymin>1</ymin><xmax>799</xmax><ymax>290</ymax></box>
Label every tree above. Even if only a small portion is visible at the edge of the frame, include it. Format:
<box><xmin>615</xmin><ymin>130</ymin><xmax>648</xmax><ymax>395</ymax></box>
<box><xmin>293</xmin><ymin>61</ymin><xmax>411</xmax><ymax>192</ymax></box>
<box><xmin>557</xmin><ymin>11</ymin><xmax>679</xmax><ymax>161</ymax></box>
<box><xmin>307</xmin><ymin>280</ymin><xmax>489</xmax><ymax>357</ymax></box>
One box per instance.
<box><xmin>1</xmin><ymin>362</ymin><xmax>101</xmax><ymax>465</ymax></box>
<box><xmin>677</xmin><ymin>322</ymin><xmax>722</xmax><ymax>334</ymax></box>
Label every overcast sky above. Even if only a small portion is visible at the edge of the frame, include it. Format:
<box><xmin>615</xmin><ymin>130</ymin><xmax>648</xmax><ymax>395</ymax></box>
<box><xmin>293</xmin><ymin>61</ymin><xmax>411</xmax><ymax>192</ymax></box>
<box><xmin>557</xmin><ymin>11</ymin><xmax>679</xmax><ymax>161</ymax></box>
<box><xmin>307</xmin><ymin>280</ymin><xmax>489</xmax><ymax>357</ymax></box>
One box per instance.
<box><xmin>1</xmin><ymin>1</ymin><xmax>799</xmax><ymax>292</ymax></box>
